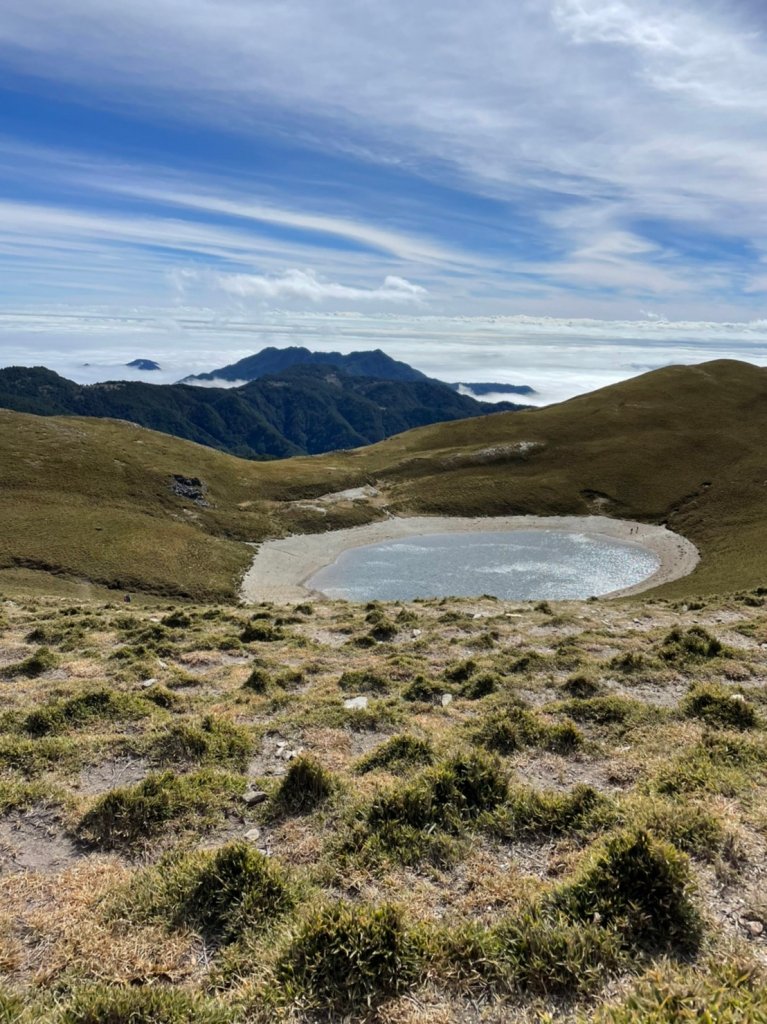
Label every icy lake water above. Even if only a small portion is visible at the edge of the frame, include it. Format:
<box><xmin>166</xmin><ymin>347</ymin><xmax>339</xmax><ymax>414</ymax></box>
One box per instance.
<box><xmin>307</xmin><ymin>530</ymin><xmax>661</xmax><ymax>602</ymax></box>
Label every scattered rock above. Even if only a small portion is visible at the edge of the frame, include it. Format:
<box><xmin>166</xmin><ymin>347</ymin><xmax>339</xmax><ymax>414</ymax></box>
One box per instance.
<box><xmin>344</xmin><ymin>696</ymin><xmax>369</xmax><ymax>710</ymax></box>
<box><xmin>243</xmin><ymin>827</ymin><xmax>262</xmax><ymax>843</ymax></box>
<box><xmin>730</xmin><ymin>693</ymin><xmax>747</xmax><ymax>703</ymax></box>
<box><xmin>140</xmin><ymin>678</ymin><xmax>157</xmax><ymax>689</ymax></box>
<box><xmin>412</xmin><ymin>629</ymin><xmax>422</xmax><ymax>639</ymax></box>
<box><xmin>745</xmin><ymin>919</ymin><xmax>764</xmax><ymax>937</ymax></box>
<box><xmin>242</xmin><ymin>788</ymin><xmax>268</xmax><ymax>806</ymax></box>
<box><xmin>170</xmin><ymin>475</ymin><xmax>210</xmax><ymax>507</ymax></box>
<box><xmin>441</xmin><ymin>693</ymin><xmax>454</xmax><ymax>707</ymax></box>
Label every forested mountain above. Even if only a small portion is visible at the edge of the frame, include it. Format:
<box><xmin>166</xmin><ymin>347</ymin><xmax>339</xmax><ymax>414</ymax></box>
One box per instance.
<box><xmin>0</xmin><ymin>364</ymin><xmax>522</xmax><ymax>459</ymax></box>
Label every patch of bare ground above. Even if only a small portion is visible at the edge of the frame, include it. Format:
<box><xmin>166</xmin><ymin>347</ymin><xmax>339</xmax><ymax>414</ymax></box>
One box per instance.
<box><xmin>75</xmin><ymin>756</ymin><xmax>150</xmax><ymax>795</ymax></box>
<box><xmin>0</xmin><ymin>809</ymin><xmax>80</xmax><ymax>874</ymax></box>
<box><xmin>512</xmin><ymin>751</ymin><xmax>635</xmax><ymax>792</ymax></box>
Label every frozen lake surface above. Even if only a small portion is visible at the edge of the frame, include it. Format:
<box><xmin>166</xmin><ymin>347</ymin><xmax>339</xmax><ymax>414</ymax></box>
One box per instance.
<box><xmin>307</xmin><ymin>529</ymin><xmax>661</xmax><ymax>602</ymax></box>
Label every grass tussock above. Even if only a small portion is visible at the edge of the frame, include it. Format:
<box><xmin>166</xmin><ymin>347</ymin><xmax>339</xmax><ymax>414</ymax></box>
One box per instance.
<box><xmin>149</xmin><ymin>715</ymin><xmax>252</xmax><ymax>769</ymax></box>
<box><xmin>588</xmin><ymin>963</ymin><xmax>767</xmax><ymax>1023</ymax></box>
<box><xmin>470</xmin><ymin>704</ymin><xmax>584</xmax><ymax>755</ymax></box>
<box><xmin>75</xmin><ymin>769</ymin><xmax>245</xmax><ymax>849</ymax></box>
<box><xmin>271</xmin><ymin>755</ymin><xmax>335</xmax><ymax>816</ymax></box>
<box><xmin>354</xmin><ymin>733</ymin><xmax>434</xmax><ymax>774</ymax></box>
<box><xmin>550</xmin><ymin>829</ymin><xmax>702</xmax><ymax>953</ymax></box>
<box><xmin>123</xmin><ymin>841</ymin><xmax>296</xmax><ymax>945</ymax></box>
<box><xmin>56</xmin><ymin>985</ymin><xmax>234</xmax><ymax>1024</ymax></box>
<box><xmin>276</xmin><ymin>901</ymin><xmax>420</xmax><ymax>1012</ymax></box>
<box><xmin>680</xmin><ymin>683</ymin><xmax>758</xmax><ymax>730</ymax></box>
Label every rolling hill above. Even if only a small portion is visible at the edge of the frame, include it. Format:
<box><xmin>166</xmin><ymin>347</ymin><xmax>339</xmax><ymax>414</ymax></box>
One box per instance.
<box><xmin>0</xmin><ymin>364</ymin><xmax>522</xmax><ymax>460</ymax></box>
<box><xmin>0</xmin><ymin>358</ymin><xmax>765</xmax><ymax>600</ymax></box>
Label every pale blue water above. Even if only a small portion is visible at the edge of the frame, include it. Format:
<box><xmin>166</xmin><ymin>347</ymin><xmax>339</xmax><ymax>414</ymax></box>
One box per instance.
<box><xmin>307</xmin><ymin>530</ymin><xmax>660</xmax><ymax>602</ymax></box>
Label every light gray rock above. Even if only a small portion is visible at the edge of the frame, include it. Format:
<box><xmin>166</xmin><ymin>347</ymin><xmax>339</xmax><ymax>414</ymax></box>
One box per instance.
<box><xmin>243</xmin><ymin>788</ymin><xmax>268</xmax><ymax>806</ymax></box>
<box><xmin>344</xmin><ymin>696</ymin><xmax>369</xmax><ymax>710</ymax></box>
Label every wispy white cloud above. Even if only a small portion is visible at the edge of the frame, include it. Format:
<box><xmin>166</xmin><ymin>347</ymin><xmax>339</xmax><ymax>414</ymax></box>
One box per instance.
<box><xmin>3</xmin><ymin>0</ymin><xmax>767</xmax><ymax>331</ymax></box>
<box><xmin>208</xmin><ymin>269</ymin><xmax>427</xmax><ymax>304</ymax></box>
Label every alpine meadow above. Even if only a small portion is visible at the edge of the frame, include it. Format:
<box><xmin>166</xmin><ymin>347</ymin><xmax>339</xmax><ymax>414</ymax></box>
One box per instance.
<box><xmin>4</xmin><ymin>0</ymin><xmax>767</xmax><ymax>1020</ymax></box>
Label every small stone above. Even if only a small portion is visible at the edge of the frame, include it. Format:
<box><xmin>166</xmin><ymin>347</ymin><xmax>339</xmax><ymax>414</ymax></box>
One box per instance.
<box><xmin>140</xmin><ymin>678</ymin><xmax>157</xmax><ymax>689</ymax></box>
<box><xmin>472</xmin><ymin>613</ymin><xmax>484</xmax><ymax>620</ymax></box>
<box><xmin>412</xmin><ymin>629</ymin><xmax>422</xmax><ymax>638</ymax></box>
<box><xmin>730</xmin><ymin>693</ymin><xmax>747</xmax><ymax>703</ymax></box>
<box><xmin>283</xmin><ymin>747</ymin><xmax>302</xmax><ymax>761</ymax></box>
<box><xmin>243</xmin><ymin>789</ymin><xmax>268</xmax><ymax>806</ymax></box>
<box><xmin>746</xmin><ymin>919</ymin><xmax>764</xmax><ymax>937</ymax></box>
<box><xmin>344</xmin><ymin>696</ymin><xmax>369</xmax><ymax>710</ymax></box>
<box><xmin>441</xmin><ymin>693</ymin><xmax>454</xmax><ymax>707</ymax></box>
<box><xmin>243</xmin><ymin>827</ymin><xmax>262</xmax><ymax>843</ymax></box>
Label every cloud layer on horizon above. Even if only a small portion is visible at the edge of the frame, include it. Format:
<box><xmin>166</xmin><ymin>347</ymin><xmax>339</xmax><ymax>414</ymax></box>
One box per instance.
<box><xmin>2</xmin><ymin>0</ymin><xmax>767</xmax><ymax>381</ymax></box>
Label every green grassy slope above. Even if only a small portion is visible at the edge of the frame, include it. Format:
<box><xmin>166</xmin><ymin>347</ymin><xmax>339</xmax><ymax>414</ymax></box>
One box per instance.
<box><xmin>1</xmin><ymin>359</ymin><xmax>766</xmax><ymax>599</ymax></box>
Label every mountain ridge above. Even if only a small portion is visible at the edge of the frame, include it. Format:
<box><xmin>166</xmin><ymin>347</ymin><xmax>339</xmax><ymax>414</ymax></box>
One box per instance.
<box><xmin>0</xmin><ymin>358</ymin><xmax>764</xmax><ymax>600</ymax></box>
<box><xmin>0</xmin><ymin>364</ymin><xmax>524</xmax><ymax>460</ymax></box>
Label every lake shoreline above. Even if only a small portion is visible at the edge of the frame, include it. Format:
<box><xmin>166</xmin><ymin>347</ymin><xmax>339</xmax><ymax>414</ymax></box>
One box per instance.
<box><xmin>240</xmin><ymin>515</ymin><xmax>700</xmax><ymax>604</ymax></box>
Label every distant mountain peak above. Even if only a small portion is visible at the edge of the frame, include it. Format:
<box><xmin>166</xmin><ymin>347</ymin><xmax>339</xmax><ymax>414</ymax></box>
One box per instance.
<box><xmin>127</xmin><ymin>359</ymin><xmax>161</xmax><ymax>371</ymax></box>
<box><xmin>179</xmin><ymin>346</ymin><xmax>431</xmax><ymax>385</ymax></box>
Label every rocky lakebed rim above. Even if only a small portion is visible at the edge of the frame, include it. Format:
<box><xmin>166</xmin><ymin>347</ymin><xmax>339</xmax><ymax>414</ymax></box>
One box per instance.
<box><xmin>239</xmin><ymin>514</ymin><xmax>700</xmax><ymax>604</ymax></box>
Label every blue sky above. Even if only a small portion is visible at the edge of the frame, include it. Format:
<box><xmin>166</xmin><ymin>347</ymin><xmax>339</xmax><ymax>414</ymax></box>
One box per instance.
<box><xmin>3</xmin><ymin>0</ymin><xmax>767</xmax><ymax>400</ymax></box>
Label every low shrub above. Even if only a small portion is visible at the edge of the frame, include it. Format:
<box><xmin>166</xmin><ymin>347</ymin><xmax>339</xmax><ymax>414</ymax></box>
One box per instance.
<box><xmin>277</xmin><ymin>902</ymin><xmax>421</xmax><ymax>1012</ymax></box>
<box><xmin>368</xmin><ymin>619</ymin><xmax>398</xmax><ymax>642</ymax></box>
<box><xmin>471</xmin><ymin>706</ymin><xmax>583</xmax><ymax>756</ymax></box>
<box><xmin>367</xmin><ymin>752</ymin><xmax>508</xmax><ymax>838</ymax></box>
<box><xmin>653</xmin><ymin>730</ymin><xmax>767</xmax><ymax>796</ymax></box>
<box><xmin>495</xmin><ymin>911</ymin><xmax>624</xmax><ymax>995</ymax></box>
<box><xmin>354</xmin><ymin>734</ymin><xmax>434</xmax><ymax>774</ymax></box>
<box><xmin>129</xmin><ymin>841</ymin><xmax>295</xmax><ymax>945</ymax></box>
<box><xmin>609</xmin><ymin>651</ymin><xmax>650</xmax><ymax>674</ymax></box>
<box><xmin>559</xmin><ymin>695</ymin><xmax>649</xmax><ymax>726</ymax></box>
<box><xmin>242</xmin><ymin>665</ymin><xmax>271</xmax><ymax>692</ymax></box>
<box><xmin>508</xmin><ymin>651</ymin><xmax>549</xmax><ymax>674</ymax></box>
<box><xmin>444</xmin><ymin>658</ymin><xmax>478</xmax><ymax>684</ymax></box>
<box><xmin>589</xmin><ymin>963</ymin><xmax>767</xmax><ymax>1023</ymax></box>
<box><xmin>402</xmin><ymin>675</ymin><xmax>444</xmax><ymax>703</ymax></box>
<box><xmin>161</xmin><ymin>610</ymin><xmax>193</xmax><ymax>629</ymax></box>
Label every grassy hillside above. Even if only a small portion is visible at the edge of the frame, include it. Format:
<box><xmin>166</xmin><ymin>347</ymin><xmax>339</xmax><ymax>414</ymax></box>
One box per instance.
<box><xmin>0</xmin><ymin>359</ymin><xmax>766</xmax><ymax>599</ymax></box>
<box><xmin>1</xmin><ymin>590</ymin><xmax>767</xmax><ymax>1021</ymax></box>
